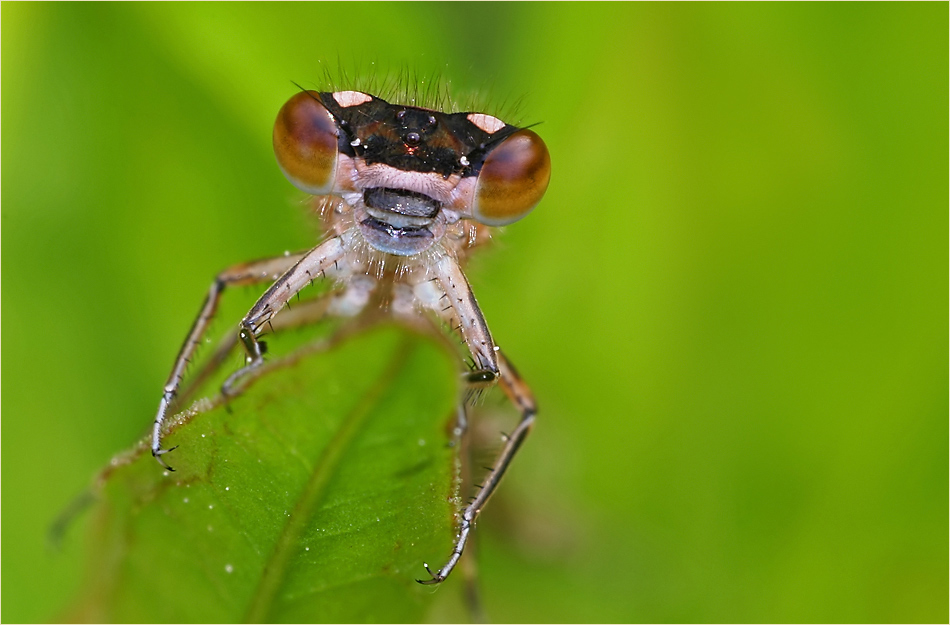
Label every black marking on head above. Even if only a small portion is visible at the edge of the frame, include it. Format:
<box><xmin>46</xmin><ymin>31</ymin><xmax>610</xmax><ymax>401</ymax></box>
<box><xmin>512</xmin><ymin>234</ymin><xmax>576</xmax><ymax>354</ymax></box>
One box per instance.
<box><xmin>317</xmin><ymin>92</ymin><xmax>522</xmax><ymax>177</ymax></box>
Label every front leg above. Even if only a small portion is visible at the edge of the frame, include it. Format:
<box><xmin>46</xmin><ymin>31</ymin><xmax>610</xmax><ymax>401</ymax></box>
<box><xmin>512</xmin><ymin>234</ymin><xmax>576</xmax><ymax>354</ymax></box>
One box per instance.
<box><xmin>151</xmin><ymin>252</ymin><xmax>309</xmax><ymax>469</ymax></box>
<box><xmin>221</xmin><ymin>234</ymin><xmax>349</xmax><ymax>396</ymax></box>
<box><xmin>417</xmin><ymin>254</ymin><xmax>537</xmax><ymax>584</ymax></box>
<box><xmin>176</xmin><ymin>289</ymin><xmax>348</xmax><ymax>410</ymax></box>
<box><xmin>419</xmin><ymin>354</ymin><xmax>537</xmax><ymax>585</ymax></box>
<box><xmin>432</xmin><ymin>253</ymin><xmax>499</xmax><ymax>376</ymax></box>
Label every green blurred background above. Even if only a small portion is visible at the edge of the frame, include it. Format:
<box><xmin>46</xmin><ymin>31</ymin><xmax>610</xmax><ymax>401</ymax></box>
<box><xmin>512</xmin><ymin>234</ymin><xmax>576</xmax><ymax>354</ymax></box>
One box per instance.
<box><xmin>3</xmin><ymin>3</ymin><xmax>946</xmax><ymax>622</ymax></box>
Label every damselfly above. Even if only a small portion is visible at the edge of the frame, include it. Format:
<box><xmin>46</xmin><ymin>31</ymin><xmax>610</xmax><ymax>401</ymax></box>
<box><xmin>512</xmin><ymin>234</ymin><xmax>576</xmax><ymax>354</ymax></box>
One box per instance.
<box><xmin>151</xmin><ymin>87</ymin><xmax>551</xmax><ymax>584</ymax></box>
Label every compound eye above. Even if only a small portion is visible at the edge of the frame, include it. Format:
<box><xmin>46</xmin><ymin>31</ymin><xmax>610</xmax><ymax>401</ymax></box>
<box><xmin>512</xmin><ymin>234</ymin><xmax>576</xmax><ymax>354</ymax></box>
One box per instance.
<box><xmin>273</xmin><ymin>91</ymin><xmax>339</xmax><ymax>195</ymax></box>
<box><xmin>472</xmin><ymin>129</ymin><xmax>551</xmax><ymax>226</ymax></box>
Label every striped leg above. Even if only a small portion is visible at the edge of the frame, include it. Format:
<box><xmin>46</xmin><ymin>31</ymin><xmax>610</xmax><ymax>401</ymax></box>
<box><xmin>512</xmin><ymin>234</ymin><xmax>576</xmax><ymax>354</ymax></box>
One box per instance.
<box><xmin>151</xmin><ymin>251</ymin><xmax>308</xmax><ymax>470</ymax></box>
<box><xmin>418</xmin><ymin>351</ymin><xmax>537</xmax><ymax>584</ymax></box>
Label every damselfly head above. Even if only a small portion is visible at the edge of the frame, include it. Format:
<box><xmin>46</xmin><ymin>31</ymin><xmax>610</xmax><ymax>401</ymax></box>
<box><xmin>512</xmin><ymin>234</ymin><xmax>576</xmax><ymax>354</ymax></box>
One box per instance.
<box><xmin>273</xmin><ymin>89</ymin><xmax>550</xmax><ymax>257</ymax></box>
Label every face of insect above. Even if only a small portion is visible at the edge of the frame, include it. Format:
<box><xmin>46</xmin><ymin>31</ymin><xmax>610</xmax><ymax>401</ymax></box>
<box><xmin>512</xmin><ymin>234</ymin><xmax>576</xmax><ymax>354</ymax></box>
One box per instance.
<box><xmin>273</xmin><ymin>90</ymin><xmax>551</xmax><ymax>257</ymax></box>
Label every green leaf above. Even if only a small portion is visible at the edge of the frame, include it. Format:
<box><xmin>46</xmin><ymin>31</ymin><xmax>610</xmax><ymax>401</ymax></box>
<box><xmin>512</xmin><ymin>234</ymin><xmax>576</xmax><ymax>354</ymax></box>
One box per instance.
<box><xmin>64</xmin><ymin>325</ymin><xmax>462</xmax><ymax>622</ymax></box>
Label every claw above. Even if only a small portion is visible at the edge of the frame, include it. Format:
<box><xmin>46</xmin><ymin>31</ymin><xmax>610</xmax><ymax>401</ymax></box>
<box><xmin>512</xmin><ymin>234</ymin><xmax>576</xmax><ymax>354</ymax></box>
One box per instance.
<box><xmin>415</xmin><ymin>563</ymin><xmax>445</xmax><ymax>585</ymax></box>
<box><xmin>152</xmin><ymin>445</ymin><xmax>179</xmax><ymax>472</ymax></box>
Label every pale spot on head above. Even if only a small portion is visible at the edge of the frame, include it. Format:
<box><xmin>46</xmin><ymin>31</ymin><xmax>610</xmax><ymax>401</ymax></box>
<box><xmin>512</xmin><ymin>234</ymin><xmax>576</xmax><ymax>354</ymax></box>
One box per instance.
<box><xmin>467</xmin><ymin>113</ymin><xmax>505</xmax><ymax>134</ymax></box>
<box><xmin>333</xmin><ymin>90</ymin><xmax>373</xmax><ymax>107</ymax></box>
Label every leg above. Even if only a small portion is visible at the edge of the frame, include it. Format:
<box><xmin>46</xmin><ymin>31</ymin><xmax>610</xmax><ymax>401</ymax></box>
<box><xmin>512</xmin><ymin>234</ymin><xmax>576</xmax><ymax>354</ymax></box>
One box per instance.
<box><xmin>151</xmin><ymin>251</ymin><xmax>309</xmax><ymax>469</ymax></box>
<box><xmin>173</xmin><ymin>291</ymin><xmax>340</xmax><ymax>410</ymax></box>
<box><xmin>455</xmin><ymin>402</ymin><xmax>487</xmax><ymax>623</ymax></box>
<box><xmin>415</xmin><ymin>254</ymin><xmax>535</xmax><ymax>584</ymax></box>
<box><xmin>418</xmin><ymin>351</ymin><xmax>537</xmax><ymax>584</ymax></box>
<box><xmin>221</xmin><ymin>235</ymin><xmax>350</xmax><ymax>396</ymax></box>
<box><xmin>431</xmin><ymin>254</ymin><xmax>499</xmax><ymax>374</ymax></box>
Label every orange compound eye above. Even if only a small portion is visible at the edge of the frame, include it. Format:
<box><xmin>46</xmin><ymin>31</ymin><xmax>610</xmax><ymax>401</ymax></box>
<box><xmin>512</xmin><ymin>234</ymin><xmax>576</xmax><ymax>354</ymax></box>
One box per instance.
<box><xmin>472</xmin><ymin>129</ymin><xmax>551</xmax><ymax>226</ymax></box>
<box><xmin>273</xmin><ymin>91</ymin><xmax>340</xmax><ymax>195</ymax></box>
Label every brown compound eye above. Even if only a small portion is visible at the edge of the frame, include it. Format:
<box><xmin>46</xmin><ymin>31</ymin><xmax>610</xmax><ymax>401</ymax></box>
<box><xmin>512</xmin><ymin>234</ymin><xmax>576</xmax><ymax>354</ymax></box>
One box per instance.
<box><xmin>273</xmin><ymin>90</ymin><xmax>340</xmax><ymax>195</ymax></box>
<box><xmin>472</xmin><ymin>129</ymin><xmax>551</xmax><ymax>226</ymax></box>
